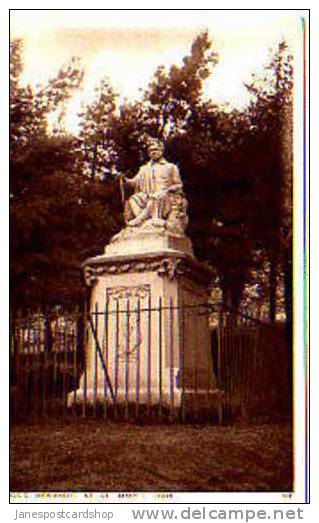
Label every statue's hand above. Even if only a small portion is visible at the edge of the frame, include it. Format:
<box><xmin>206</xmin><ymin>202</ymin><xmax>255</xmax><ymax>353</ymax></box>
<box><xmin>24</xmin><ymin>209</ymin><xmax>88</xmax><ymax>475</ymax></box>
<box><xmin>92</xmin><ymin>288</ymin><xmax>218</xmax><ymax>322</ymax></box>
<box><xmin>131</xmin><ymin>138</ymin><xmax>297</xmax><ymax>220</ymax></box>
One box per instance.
<box><xmin>168</xmin><ymin>183</ymin><xmax>183</xmax><ymax>193</ymax></box>
<box><xmin>154</xmin><ymin>189</ymin><xmax>167</xmax><ymax>200</ymax></box>
<box><xmin>120</xmin><ymin>175</ymin><xmax>136</xmax><ymax>188</ymax></box>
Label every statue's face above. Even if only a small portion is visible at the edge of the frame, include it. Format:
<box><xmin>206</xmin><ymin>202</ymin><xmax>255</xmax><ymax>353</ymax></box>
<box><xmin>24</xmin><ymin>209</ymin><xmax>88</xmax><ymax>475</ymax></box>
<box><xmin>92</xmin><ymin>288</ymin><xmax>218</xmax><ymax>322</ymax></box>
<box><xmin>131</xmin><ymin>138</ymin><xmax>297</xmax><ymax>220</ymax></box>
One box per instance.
<box><xmin>148</xmin><ymin>145</ymin><xmax>163</xmax><ymax>162</ymax></box>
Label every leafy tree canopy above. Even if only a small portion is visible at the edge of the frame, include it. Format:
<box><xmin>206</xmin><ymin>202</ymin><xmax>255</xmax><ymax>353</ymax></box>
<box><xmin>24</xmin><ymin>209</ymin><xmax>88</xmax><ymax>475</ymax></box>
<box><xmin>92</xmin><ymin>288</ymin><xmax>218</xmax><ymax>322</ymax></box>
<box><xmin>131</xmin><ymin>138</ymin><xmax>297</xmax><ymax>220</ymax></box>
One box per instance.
<box><xmin>10</xmin><ymin>35</ymin><xmax>293</xmax><ymax>321</ymax></box>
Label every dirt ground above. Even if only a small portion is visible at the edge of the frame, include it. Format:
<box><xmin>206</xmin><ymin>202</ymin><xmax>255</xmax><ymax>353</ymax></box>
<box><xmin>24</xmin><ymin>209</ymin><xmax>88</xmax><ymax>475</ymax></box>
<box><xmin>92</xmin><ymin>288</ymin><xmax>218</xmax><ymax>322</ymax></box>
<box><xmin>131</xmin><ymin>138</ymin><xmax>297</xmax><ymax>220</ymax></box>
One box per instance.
<box><xmin>10</xmin><ymin>420</ymin><xmax>292</xmax><ymax>492</ymax></box>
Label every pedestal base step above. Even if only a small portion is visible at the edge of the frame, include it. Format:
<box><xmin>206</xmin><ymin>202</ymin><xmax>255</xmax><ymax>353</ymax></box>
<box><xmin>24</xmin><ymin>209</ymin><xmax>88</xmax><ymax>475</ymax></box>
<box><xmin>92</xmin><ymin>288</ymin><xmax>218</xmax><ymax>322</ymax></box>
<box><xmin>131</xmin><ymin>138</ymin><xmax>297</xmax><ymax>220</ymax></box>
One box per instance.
<box><xmin>68</xmin><ymin>389</ymin><xmax>223</xmax><ymax>424</ymax></box>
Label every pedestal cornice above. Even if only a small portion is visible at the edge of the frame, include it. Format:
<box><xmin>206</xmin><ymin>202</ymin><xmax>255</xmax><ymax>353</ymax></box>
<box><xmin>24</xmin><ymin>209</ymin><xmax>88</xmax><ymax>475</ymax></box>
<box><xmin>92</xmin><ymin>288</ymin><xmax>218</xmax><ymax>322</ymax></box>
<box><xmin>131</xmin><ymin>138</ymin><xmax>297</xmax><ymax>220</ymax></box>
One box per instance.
<box><xmin>83</xmin><ymin>250</ymin><xmax>212</xmax><ymax>288</ymax></box>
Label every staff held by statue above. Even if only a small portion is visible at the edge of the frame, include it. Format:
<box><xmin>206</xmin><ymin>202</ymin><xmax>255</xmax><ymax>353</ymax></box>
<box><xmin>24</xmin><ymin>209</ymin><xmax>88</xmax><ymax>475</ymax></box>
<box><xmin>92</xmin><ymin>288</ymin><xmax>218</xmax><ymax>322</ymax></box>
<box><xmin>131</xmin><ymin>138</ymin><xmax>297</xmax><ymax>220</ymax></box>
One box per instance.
<box><xmin>118</xmin><ymin>173</ymin><xmax>126</xmax><ymax>209</ymax></box>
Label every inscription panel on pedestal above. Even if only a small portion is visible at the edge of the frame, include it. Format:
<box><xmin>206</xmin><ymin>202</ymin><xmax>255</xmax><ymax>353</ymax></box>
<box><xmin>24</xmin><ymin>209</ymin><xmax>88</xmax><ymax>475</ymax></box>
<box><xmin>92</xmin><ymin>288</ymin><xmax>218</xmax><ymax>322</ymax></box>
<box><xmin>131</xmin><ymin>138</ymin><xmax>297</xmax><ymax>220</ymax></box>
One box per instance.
<box><xmin>106</xmin><ymin>284</ymin><xmax>151</xmax><ymax>363</ymax></box>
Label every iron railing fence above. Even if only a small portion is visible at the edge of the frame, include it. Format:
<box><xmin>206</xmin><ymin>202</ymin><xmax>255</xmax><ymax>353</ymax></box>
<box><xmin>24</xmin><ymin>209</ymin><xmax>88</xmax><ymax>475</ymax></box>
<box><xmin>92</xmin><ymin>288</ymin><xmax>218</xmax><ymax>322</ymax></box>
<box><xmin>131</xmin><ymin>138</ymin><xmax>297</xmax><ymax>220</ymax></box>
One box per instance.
<box><xmin>10</xmin><ymin>304</ymin><xmax>290</xmax><ymax>423</ymax></box>
<box><xmin>213</xmin><ymin>303</ymin><xmax>291</xmax><ymax>422</ymax></box>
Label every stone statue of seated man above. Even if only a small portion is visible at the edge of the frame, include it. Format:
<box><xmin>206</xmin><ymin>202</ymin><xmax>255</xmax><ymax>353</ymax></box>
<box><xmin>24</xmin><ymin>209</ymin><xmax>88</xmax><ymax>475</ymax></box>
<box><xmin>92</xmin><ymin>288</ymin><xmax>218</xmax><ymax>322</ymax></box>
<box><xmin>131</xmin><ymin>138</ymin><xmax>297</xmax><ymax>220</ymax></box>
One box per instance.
<box><xmin>120</xmin><ymin>140</ymin><xmax>188</xmax><ymax>234</ymax></box>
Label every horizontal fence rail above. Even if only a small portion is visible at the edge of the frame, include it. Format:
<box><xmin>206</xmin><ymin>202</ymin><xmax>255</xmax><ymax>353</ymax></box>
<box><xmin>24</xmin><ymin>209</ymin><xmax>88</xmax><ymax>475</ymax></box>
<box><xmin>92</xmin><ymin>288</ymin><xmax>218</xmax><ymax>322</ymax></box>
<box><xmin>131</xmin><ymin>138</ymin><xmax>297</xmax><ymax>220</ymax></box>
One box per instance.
<box><xmin>10</xmin><ymin>304</ymin><xmax>290</xmax><ymax>424</ymax></box>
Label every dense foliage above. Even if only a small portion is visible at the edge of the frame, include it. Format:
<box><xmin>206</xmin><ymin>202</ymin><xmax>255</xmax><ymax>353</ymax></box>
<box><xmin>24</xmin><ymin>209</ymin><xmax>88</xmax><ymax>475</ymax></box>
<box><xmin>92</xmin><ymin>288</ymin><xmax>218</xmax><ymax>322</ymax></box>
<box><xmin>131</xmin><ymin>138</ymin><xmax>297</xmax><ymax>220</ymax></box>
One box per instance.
<box><xmin>10</xmin><ymin>40</ymin><xmax>122</xmax><ymax>311</ymax></box>
<box><xmin>10</xmin><ymin>34</ymin><xmax>293</xmax><ymax>322</ymax></box>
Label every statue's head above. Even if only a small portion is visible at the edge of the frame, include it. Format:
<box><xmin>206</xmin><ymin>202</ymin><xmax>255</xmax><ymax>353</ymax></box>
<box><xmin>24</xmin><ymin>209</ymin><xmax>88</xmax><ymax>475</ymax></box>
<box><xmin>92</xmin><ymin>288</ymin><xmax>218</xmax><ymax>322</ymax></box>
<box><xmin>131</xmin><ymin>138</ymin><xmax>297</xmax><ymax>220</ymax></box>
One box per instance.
<box><xmin>147</xmin><ymin>139</ymin><xmax>164</xmax><ymax>161</ymax></box>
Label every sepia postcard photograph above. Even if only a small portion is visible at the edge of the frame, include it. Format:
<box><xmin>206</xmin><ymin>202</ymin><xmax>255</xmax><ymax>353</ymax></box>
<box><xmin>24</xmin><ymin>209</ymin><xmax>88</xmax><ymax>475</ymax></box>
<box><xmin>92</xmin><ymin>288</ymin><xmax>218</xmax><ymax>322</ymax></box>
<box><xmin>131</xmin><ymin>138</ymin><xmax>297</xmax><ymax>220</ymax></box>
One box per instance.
<box><xmin>9</xmin><ymin>8</ymin><xmax>309</xmax><ymax>505</ymax></box>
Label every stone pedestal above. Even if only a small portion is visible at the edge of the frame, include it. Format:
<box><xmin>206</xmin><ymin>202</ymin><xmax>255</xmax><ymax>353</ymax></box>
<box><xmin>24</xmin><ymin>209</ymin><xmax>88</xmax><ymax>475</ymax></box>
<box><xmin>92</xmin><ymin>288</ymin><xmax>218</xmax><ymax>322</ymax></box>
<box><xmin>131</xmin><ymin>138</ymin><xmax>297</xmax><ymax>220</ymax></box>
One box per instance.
<box><xmin>73</xmin><ymin>231</ymin><xmax>219</xmax><ymax>418</ymax></box>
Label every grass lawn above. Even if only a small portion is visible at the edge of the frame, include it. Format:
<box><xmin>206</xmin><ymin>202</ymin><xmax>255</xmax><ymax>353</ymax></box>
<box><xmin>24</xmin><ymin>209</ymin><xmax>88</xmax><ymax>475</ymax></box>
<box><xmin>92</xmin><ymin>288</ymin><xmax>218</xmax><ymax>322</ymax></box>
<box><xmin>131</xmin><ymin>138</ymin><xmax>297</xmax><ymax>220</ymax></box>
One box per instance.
<box><xmin>10</xmin><ymin>420</ymin><xmax>292</xmax><ymax>492</ymax></box>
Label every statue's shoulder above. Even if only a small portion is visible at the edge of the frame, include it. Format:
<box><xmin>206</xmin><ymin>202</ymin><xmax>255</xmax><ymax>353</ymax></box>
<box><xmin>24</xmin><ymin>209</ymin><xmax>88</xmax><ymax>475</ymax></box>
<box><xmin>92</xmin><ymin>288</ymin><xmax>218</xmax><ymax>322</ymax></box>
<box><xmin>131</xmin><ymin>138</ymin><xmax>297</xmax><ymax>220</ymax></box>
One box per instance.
<box><xmin>166</xmin><ymin>160</ymin><xmax>179</xmax><ymax>172</ymax></box>
<box><xmin>137</xmin><ymin>162</ymin><xmax>150</xmax><ymax>174</ymax></box>
<box><xmin>159</xmin><ymin>158</ymin><xmax>176</xmax><ymax>167</ymax></box>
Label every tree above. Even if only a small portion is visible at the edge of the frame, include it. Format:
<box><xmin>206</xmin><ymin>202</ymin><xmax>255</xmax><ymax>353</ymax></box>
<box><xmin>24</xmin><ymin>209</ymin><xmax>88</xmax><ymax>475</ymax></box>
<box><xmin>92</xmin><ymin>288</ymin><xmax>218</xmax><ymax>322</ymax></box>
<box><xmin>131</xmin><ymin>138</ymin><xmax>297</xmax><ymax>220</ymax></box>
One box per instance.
<box><xmin>10</xmin><ymin>39</ymin><xmax>84</xmax><ymax>159</ymax></box>
<box><xmin>245</xmin><ymin>41</ymin><xmax>293</xmax><ymax>323</ymax></box>
<box><xmin>93</xmin><ymin>32</ymin><xmax>257</xmax><ymax>312</ymax></box>
<box><xmin>97</xmin><ymin>99</ymin><xmax>149</xmax><ymax>176</ymax></box>
<box><xmin>11</xmin><ymin>135</ymin><xmax>84</xmax><ymax>309</ymax></box>
<box><xmin>11</xmin><ymin>134</ymin><xmax>122</xmax><ymax>312</ymax></box>
<box><xmin>77</xmin><ymin>79</ymin><xmax>118</xmax><ymax>180</ymax></box>
<box><xmin>143</xmin><ymin>30</ymin><xmax>218</xmax><ymax>139</ymax></box>
<box><xmin>10</xmin><ymin>40</ymin><xmax>121</xmax><ymax>312</ymax></box>
<box><xmin>10</xmin><ymin>34</ymin><xmax>293</xmax><ymax>323</ymax></box>
<box><xmin>176</xmin><ymin>105</ymin><xmax>258</xmax><ymax>312</ymax></box>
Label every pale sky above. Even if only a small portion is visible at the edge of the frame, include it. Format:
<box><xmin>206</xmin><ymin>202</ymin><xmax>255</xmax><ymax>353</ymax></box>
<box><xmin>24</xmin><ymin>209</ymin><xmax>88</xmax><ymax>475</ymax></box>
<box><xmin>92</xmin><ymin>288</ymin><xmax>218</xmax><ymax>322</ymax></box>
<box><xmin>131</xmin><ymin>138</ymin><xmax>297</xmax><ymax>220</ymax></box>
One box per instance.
<box><xmin>10</xmin><ymin>10</ymin><xmax>304</xmax><ymax>135</ymax></box>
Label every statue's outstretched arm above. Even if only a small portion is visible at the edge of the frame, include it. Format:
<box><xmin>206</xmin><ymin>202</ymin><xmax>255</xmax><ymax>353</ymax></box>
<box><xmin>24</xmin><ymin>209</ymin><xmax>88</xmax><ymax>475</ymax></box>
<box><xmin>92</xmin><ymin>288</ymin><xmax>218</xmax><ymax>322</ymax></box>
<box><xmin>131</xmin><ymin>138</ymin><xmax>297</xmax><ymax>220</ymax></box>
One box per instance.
<box><xmin>123</xmin><ymin>169</ymin><xmax>142</xmax><ymax>190</ymax></box>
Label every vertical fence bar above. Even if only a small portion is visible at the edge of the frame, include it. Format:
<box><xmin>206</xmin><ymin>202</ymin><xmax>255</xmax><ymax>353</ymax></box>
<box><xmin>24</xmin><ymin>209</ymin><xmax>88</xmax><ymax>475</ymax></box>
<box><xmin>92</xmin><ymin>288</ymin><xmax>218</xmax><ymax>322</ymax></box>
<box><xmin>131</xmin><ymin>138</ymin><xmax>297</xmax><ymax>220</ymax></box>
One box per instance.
<box><xmin>135</xmin><ymin>298</ymin><xmax>141</xmax><ymax>419</ymax></box>
<box><xmin>14</xmin><ymin>318</ymin><xmax>18</xmax><ymax>420</ymax></box>
<box><xmin>104</xmin><ymin>297</ymin><xmax>109</xmax><ymax>420</ymax></box>
<box><xmin>158</xmin><ymin>296</ymin><xmax>163</xmax><ymax>422</ymax></box>
<box><xmin>230</xmin><ymin>317</ymin><xmax>234</xmax><ymax>416</ymax></box>
<box><xmin>241</xmin><ymin>307</ymin><xmax>245</xmax><ymax>415</ymax></box>
<box><xmin>245</xmin><ymin>306</ymin><xmax>249</xmax><ymax>411</ymax></box>
<box><xmin>238</xmin><ymin>311</ymin><xmax>245</xmax><ymax>420</ymax></box>
<box><xmin>33</xmin><ymin>317</ymin><xmax>38</xmax><ymax>418</ymax></box>
<box><xmin>244</xmin><ymin>305</ymin><xmax>250</xmax><ymax>418</ymax></box>
<box><xmin>38</xmin><ymin>313</ymin><xmax>42</xmax><ymax>417</ymax></box>
<box><xmin>230</xmin><ymin>315</ymin><xmax>235</xmax><ymax>419</ymax></box>
<box><xmin>206</xmin><ymin>305</ymin><xmax>212</xmax><ymax>422</ymax></box>
<box><xmin>205</xmin><ymin>305</ymin><xmax>211</xmax><ymax>420</ymax></box>
<box><xmin>57</xmin><ymin>315</ymin><xmax>61</xmax><ymax>416</ymax></box>
<box><xmin>22</xmin><ymin>319</ymin><xmax>25</xmax><ymax>419</ymax></box>
<box><xmin>147</xmin><ymin>295</ymin><xmax>152</xmax><ymax>416</ymax></box>
<box><xmin>179</xmin><ymin>299</ymin><xmax>185</xmax><ymax>423</ymax></box>
<box><xmin>9</xmin><ymin>315</ymin><xmax>13</xmax><ymax>417</ymax></box>
<box><xmin>245</xmin><ymin>306</ymin><xmax>252</xmax><ymax>419</ymax></box>
<box><xmin>233</xmin><ymin>315</ymin><xmax>238</xmax><ymax>420</ymax></box>
<box><xmin>169</xmin><ymin>297</ymin><xmax>174</xmax><ymax>419</ymax></box>
<box><xmin>52</xmin><ymin>313</ymin><xmax>58</xmax><ymax>414</ymax></box>
<box><xmin>239</xmin><ymin>314</ymin><xmax>243</xmax><ymax>418</ymax></box>
<box><xmin>19</xmin><ymin>318</ymin><xmax>23</xmax><ymax>419</ymax></box>
<box><xmin>234</xmin><ymin>315</ymin><xmax>239</xmax><ymax>419</ymax></box>
<box><xmin>220</xmin><ymin>313</ymin><xmax>226</xmax><ymax>413</ymax></box>
<box><xmin>72</xmin><ymin>312</ymin><xmax>77</xmax><ymax>416</ymax></box>
<box><xmin>93</xmin><ymin>302</ymin><xmax>98</xmax><ymax>417</ymax></box>
<box><xmin>25</xmin><ymin>316</ymin><xmax>31</xmax><ymax>418</ymax></box>
<box><xmin>246</xmin><ymin>305</ymin><xmax>252</xmax><ymax>415</ymax></box>
<box><xmin>215</xmin><ymin>310</ymin><xmax>222</xmax><ymax>425</ymax></box>
<box><xmin>9</xmin><ymin>313</ymin><xmax>13</xmax><ymax>415</ymax></box>
<box><xmin>194</xmin><ymin>304</ymin><xmax>199</xmax><ymax>421</ymax></box>
<box><xmin>239</xmin><ymin>313</ymin><xmax>244</xmax><ymax>419</ymax></box>
<box><xmin>226</xmin><ymin>316</ymin><xmax>230</xmax><ymax>417</ymax></box>
<box><xmin>241</xmin><ymin>313</ymin><xmax>245</xmax><ymax>417</ymax></box>
<box><xmin>42</xmin><ymin>315</ymin><xmax>47</xmax><ymax>419</ymax></box>
<box><xmin>225</xmin><ymin>314</ymin><xmax>229</xmax><ymax>413</ymax></box>
<box><xmin>62</xmin><ymin>315</ymin><xmax>68</xmax><ymax>420</ymax></box>
<box><xmin>227</xmin><ymin>315</ymin><xmax>231</xmax><ymax>418</ymax></box>
<box><xmin>217</xmin><ymin>311</ymin><xmax>222</xmax><ymax>391</ymax></box>
<box><xmin>125</xmin><ymin>298</ymin><xmax>130</xmax><ymax>419</ymax></box>
<box><xmin>226</xmin><ymin>314</ymin><xmax>230</xmax><ymax>415</ymax></box>
<box><xmin>114</xmin><ymin>299</ymin><xmax>119</xmax><ymax>418</ymax></box>
<box><xmin>247</xmin><ymin>306</ymin><xmax>252</xmax><ymax>417</ymax></box>
<box><xmin>32</xmin><ymin>314</ymin><xmax>39</xmax><ymax>416</ymax></box>
<box><xmin>82</xmin><ymin>299</ymin><xmax>88</xmax><ymax>419</ymax></box>
<box><xmin>250</xmin><ymin>308</ymin><xmax>255</xmax><ymax>415</ymax></box>
<box><xmin>15</xmin><ymin>317</ymin><xmax>20</xmax><ymax>420</ymax></box>
<box><xmin>252</xmin><ymin>308</ymin><xmax>261</xmax><ymax>418</ymax></box>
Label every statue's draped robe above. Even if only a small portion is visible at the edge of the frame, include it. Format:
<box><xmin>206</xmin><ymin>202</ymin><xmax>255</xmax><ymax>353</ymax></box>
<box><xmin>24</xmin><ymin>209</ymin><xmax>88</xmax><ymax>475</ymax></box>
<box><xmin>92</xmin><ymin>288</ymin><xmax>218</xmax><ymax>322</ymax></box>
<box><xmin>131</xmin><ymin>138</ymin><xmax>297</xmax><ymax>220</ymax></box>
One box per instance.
<box><xmin>125</xmin><ymin>159</ymin><xmax>183</xmax><ymax>222</ymax></box>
